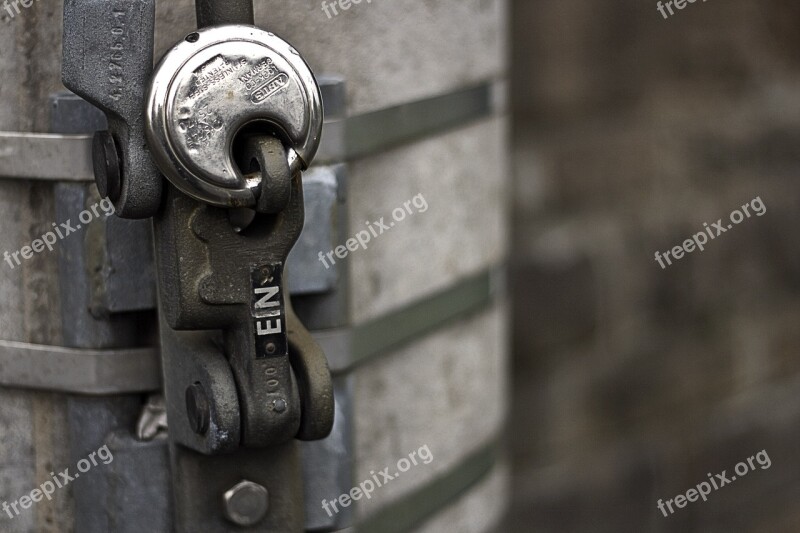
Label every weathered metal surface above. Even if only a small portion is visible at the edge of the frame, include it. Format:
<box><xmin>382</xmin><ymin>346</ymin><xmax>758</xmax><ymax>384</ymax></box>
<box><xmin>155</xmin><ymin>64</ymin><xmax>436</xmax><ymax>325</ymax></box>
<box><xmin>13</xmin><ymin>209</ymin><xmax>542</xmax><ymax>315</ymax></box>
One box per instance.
<box><xmin>143</xmin><ymin>6</ymin><xmax>333</xmax><ymax>528</ymax></box>
<box><xmin>102</xmin><ymin>431</ymin><xmax>172</xmax><ymax>533</ymax></box>
<box><xmin>285</xmin><ymin>295</ymin><xmax>335</xmax><ymax>441</ymax></box>
<box><xmin>222</xmin><ymin>480</ymin><xmax>270</xmax><ymax>527</ymax></box>
<box><xmin>302</xmin><ymin>375</ymin><xmax>354</xmax><ymax>532</ymax></box>
<box><xmin>51</xmin><ymin>92</ymin><xmax>165</xmax><ymax>533</ymax></box>
<box><xmin>0</xmin><ymin>340</ymin><xmax>159</xmax><ymax>394</ymax></box>
<box><xmin>67</xmin><ymin>397</ymin><xmax>138</xmax><ymax>533</ymax></box>
<box><xmin>154</xmin><ymin>180</ymin><xmax>305</xmax><ymax>451</ymax></box>
<box><xmin>146</xmin><ymin>25</ymin><xmax>324</xmax><ymax>208</ymax></box>
<box><xmin>170</xmin><ymin>441</ymin><xmax>303</xmax><ymax>532</ymax></box>
<box><xmin>90</xmin><ymin>213</ymin><xmax>157</xmax><ymax>314</ymax></box>
<box><xmin>0</xmin><ymin>132</ymin><xmax>94</xmax><ymax>181</ymax></box>
<box><xmin>286</xmin><ymin>166</ymin><xmax>340</xmax><ymax>295</ymax></box>
<box><xmin>62</xmin><ymin>0</ymin><xmax>163</xmax><ymax>218</ymax></box>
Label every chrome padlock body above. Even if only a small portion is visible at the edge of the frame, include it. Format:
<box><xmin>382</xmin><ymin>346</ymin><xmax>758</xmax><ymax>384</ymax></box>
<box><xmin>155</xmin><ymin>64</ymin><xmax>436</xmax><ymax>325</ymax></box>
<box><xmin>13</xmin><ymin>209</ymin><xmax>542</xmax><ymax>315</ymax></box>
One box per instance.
<box><xmin>146</xmin><ymin>25</ymin><xmax>323</xmax><ymax>208</ymax></box>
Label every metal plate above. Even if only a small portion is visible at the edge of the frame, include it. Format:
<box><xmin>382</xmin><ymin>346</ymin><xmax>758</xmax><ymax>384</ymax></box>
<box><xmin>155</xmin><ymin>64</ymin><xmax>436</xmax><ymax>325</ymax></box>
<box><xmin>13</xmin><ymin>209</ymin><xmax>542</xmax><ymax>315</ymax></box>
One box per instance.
<box><xmin>62</xmin><ymin>0</ymin><xmax>163</xmax><ymax>218</ymax></box>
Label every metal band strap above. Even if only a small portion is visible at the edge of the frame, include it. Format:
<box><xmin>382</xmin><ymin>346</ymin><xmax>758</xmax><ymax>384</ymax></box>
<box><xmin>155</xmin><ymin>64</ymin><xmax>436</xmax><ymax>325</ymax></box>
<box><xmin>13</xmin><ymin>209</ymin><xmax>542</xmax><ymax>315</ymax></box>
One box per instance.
<box><xmin>358</xmin><ymin>438</ymin><xmax>502</xmax><ymax>533</ymax></box>
<box><xmin>0</xmin><ymin>266</ymin><xmax>504</xmax><ymax>393</ymax></box>
<box><xmin>350</xmin><ymin>266</ymin><xmax>505</xmax><ymax>371</ymax></box>
<box><xmin>317</xmin><ymin>82</ymin><xmax>499</xmax><ymax>163</ymax></box>
<box><xmin>0</xmin><ymin>340</ymin><xmax>160</xmax><ymax>394</ymax></box>
<box><xmin>0</xmin><ymin>132</ymin><xmax>95</xmax><ymax>182</ymax></box>
<box><xmin>0</xmin><ymin>80</ymin><xmax>501</xmax><ymax>181</ymax></box>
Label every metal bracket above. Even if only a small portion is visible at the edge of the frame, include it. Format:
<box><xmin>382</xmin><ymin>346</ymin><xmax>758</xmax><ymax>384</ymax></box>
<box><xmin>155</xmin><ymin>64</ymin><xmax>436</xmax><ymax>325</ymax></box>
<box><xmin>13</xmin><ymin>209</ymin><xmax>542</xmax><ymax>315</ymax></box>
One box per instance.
<box><xmin>62</xmin><ymin>0</ymin><xmax>163</xmax><ymax>218</ymax></box>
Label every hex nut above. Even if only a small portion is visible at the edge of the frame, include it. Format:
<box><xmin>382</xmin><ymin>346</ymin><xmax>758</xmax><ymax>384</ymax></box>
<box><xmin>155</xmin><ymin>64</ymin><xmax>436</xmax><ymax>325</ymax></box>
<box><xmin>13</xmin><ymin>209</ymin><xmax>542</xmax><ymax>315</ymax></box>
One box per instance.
<box><xmin>223</xmin><ymin>480</ymin><xmax>269</xmax><ymax>526</ymax></box>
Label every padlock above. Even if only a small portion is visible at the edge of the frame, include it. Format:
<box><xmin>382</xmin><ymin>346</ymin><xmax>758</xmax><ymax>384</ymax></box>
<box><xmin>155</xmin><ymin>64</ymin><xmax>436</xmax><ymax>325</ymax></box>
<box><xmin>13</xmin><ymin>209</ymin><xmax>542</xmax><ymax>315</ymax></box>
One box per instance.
<box><xmin>145</xmin><ymin>25</ymin><xmax>323</xmax><ymax>209</ymax></box>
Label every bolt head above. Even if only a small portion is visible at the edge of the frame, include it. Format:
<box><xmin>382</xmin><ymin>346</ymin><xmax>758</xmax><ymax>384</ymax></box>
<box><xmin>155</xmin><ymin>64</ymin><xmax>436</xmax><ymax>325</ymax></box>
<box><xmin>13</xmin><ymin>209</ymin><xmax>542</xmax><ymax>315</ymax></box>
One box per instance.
<box><xmin>223</xmin><ymin>480</ymin><xmax>269</xmax><ymax>526</ymax></box>
<box><xmin>185</xmin><ymin>382</ymin><xmax>210</xmax><ymax>435</ymax></box>
<box><xmin>92</xmin><ymin>130</ymin><xmax>121</xmax><ymax>202</ymax></box>
<box><xmin>272</xmin><ymin>398</ymin><xmax>287</xmax><ymax>413</ymax></box>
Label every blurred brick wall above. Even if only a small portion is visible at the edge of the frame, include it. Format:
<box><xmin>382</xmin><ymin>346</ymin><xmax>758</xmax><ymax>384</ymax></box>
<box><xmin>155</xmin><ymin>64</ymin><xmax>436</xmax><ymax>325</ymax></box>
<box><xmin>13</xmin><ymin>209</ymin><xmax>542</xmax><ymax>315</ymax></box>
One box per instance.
<box><xmin>506</xmin><ymin>1</ymin><xmax>800</xmax><ymax>532</ymax></box>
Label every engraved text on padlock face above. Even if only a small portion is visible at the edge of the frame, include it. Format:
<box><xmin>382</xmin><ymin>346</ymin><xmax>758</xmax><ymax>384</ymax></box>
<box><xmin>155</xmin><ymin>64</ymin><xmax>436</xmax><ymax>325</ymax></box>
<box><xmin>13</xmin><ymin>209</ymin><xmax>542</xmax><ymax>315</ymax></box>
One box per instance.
<box><xmin>146</xmin><ymin>25</ymin><xmax>323</xmax><ymax>208</ymax></box>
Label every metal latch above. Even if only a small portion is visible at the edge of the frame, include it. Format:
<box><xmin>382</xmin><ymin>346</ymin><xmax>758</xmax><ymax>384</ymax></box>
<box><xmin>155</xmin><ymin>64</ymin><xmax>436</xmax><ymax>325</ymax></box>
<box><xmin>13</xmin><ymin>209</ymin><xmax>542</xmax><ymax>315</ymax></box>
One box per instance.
<box><xmin>62</xmin><ymin>0</ymin><xmax>334</xmax><ymax>530</ymax></box>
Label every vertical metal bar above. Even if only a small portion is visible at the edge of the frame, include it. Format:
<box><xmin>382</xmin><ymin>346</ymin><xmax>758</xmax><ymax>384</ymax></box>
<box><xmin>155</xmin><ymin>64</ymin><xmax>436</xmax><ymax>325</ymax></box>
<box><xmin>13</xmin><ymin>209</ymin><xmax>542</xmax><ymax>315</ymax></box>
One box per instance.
<box><xmin>291</xmin><ymin>78</ymin><xmax>351</xmax><ymax>332</ymax></box>
<box><xmin>301</xmin><ymin>375</ymin><xmax>354</xmax><ymax>531</ymax></box>
<box><xmin>296</xmin><ymin>78</ymin><xmax>355</xmax><ymax>532</ymax></box>
<box><xmin>195</xmin><ymin>0</ymin><xmax>254</xmax><ymax>28</ymax></box>
<box><xmin>166</xmin><ymin>6</ymin><xmax>309</xmax><ymax>532</ymax></box>
<box><xmin>52</xmin><ymin>92</ymin><xmax>171</xmax><ymax>533</ymax></box>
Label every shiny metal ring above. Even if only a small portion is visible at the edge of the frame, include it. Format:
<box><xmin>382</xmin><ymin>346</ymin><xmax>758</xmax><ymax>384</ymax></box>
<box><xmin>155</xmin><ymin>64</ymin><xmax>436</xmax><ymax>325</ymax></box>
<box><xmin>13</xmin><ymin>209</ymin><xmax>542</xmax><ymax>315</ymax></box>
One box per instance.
<box><xmin>146</xmin><ymin>25</ymin><xmax>323</xmax><ymax>208</ymax></box>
